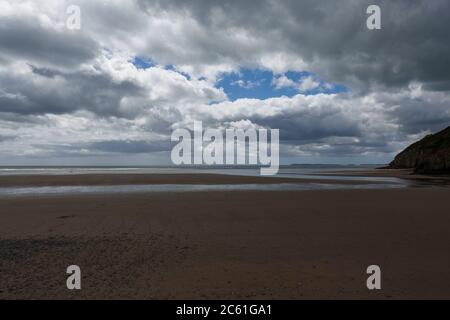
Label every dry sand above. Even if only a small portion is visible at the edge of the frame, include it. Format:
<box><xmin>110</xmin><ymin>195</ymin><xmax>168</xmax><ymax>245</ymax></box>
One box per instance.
<box><xmin>0</xmin><ymin>174</ymin><xmax>449</xmax><ymax>299</ymax></box>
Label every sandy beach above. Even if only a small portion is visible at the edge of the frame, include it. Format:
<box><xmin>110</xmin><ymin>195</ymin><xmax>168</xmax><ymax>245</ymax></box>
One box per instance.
<box><xmin>0</xmin><ymin>172</ymin><xmax>449</xmax><ymax>299</ymax></box>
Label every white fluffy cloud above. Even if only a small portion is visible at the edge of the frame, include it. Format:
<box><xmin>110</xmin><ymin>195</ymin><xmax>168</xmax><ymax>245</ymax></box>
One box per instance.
<box><xmin>272</xmin><ymin>74</ymin><xmax>325</xmax><ymax>93</ymax></box>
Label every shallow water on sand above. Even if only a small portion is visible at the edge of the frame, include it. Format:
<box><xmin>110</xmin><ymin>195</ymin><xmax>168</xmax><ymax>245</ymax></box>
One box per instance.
<box><xmin>0</xmin><ymin>166</ymin><xmax>443</xmax><ymax>197</ymax></box>
<box><xmin>0</xmin><ymin>182</ymin><xmax>407</xmax><ymax>197</ymax></box>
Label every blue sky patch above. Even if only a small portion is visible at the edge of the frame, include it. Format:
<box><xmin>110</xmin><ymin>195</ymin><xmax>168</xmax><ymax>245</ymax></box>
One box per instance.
<box><xmin>132</xmin><ymin>56</ymin><xmax>156</xmax><ymax>69</ymax></box>
<box><xmin>131</xmin><ymin>58</ymin><xmax>347</xmax><ymax>101</ymax></box>
<box><xmin>216</xmin><ymin>68</ymin><xmax>348</xmax><ymax>101</ymax></box>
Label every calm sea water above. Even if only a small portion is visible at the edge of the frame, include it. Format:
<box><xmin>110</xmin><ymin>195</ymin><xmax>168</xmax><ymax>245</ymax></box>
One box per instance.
<box><xmin>0</xmin><ymin>166</ymin><xmax>421</xmax><ymax>197</ymax></box>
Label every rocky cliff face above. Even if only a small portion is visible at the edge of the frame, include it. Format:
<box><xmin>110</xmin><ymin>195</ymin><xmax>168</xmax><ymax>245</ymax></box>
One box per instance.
<box><xmin>389</xmin><ymin>126</ymin><xmax>450</xmax><ymax>174</ymax></box>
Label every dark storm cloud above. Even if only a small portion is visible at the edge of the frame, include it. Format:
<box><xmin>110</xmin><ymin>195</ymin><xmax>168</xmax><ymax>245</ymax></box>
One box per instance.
<box><xmin>29</xmin><ymin>65</ymin><xmax>61</xmax><ymax>78</ymax></box>
<box><xmin>0</xmin><ymin>66</ymin><xmax>144</xmax><ymax>117</ymax></box>
<box><xmin>256</xmin><ymin>113</ymin><xmax>361</xmax><ymax>142</ymax></box>
<box><xmin>0</xmin><ymin>17</ymin><xmax>99</xmax><ymax>68</ymax></box>
<box><xmin>0</xmin><ymin>134</ymin><xmax>14</xmax><ymax>142</ymax></box>
<box><xmin>32</xmin><ymin>139</ymin><xmax>172</xmax><ymax>155</ymax></box>
<box><xmin>139</xmin><ymin>0</ymin><xmax>450</xmax><ymax>92</ymax></box>
<box><xmin>387</xmin><ymin>97</ymin><xmax>450</xmax><ymax>134</ymax></box>
<box><xmin>84</xmin><ymin>139</ymin><xmax>171</xmax><ymax>153</ymax></box>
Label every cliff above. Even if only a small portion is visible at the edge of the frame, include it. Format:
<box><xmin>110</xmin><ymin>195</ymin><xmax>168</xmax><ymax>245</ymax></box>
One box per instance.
<box><xmin>388</xmin><ymin>126</ymin><xmax>450</xmax><ymax>174</ymax></box>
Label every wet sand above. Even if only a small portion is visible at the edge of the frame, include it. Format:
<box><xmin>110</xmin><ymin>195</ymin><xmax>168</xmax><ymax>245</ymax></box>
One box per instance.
<box><xmin>321</xmin><ymin>168</ymin><xmax>450</xmax><ymax>182</ymax></box>
<box><xmin>1</xmin><ymin>181</ymin><xmax>450</xmax><ymax>299</ymax></box>
<box><xmin>0</xmin><ymin>173</ymin><xmax>383</xmax><ymax>187</ymax></box>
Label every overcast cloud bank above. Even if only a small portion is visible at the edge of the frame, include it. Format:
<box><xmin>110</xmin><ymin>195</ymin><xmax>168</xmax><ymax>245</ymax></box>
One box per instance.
<box><xmin>0</xmin><ymin>0</ymin><xmax>449</xmax><ymax>165</ymax></box>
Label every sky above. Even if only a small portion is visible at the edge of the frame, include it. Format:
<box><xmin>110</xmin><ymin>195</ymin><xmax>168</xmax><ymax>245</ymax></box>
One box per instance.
<box><xmin>0</xmin><ymin>0</ymin><xmax>450</xmax><ymax>165</ymax></box>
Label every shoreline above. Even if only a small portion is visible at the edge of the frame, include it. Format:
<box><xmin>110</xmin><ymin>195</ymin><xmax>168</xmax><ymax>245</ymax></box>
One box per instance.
<box><xmin>318</xmin><ymin>168</ymin><xmax>450</xmax><ymax>180</ymax></box>
<box><xmin>0</xmin><ymin>172</ymin><xmax>395</xmax><ymax>188</ymax></box>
